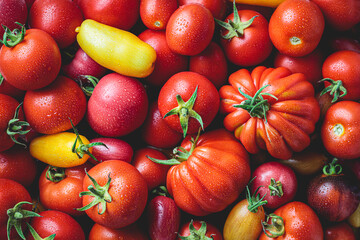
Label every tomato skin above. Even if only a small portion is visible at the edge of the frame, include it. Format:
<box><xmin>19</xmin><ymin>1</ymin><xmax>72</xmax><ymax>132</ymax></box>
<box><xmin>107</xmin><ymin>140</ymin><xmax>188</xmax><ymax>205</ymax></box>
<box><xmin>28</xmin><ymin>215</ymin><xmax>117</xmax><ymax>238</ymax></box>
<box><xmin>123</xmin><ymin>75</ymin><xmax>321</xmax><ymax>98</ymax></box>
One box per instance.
<box><xmin>23</xmin><ymin>76</ymin><xmax>87</xmax><ymax>135</ymax></box>
<box><xmin>89</xmin><ymin>223</ymin><xmax>149</xmax><ymax>240</ymax></box>
<box><xmin>324</xmin><ymin>222</ymin><xmax>356</xmax><ymax>240</ymax></box>
<box><xmin>0</xmin><ymin>28</ymin><xmax>61</xmax><ymax>90</ymax></box>
<box><xmin>259</xmin><ymin>201</ymin><xmax>324</xmax><ymax>240</ymax></box>
<box><xmin>0</xmin><ymin>0</ymin><xmax>28</xmax><ymax>42</ymax></box>
<box><xmin>87</xmin><ymin>73</ymin><xmax>148</xmax><ymax>137</ymax></box>
<box><xmin>0</xmin><ymin>78</ymin><xmax>25</xmax><ymax>100</ymax></box>
<box><xmin>179</xmin><ymin>220</ymin><xmax>223</xmax><ymax>240</ymax></box>
<box><xmin>321</xmin><ymin>101</ymin><xmax>360</xmax><ymax>160</ymax></box>
<box><xmin>328</xmin><ymin>37</ymin><xmax>360</xmax><ymax>53</ymax></box>
<box><xmin>89</xmin><ymin>137</ymin><xmax>133</xmax><ymax>164</ymax></box>
<box><xmin>27</xmin><ymin>210</ymin><xmax>85</xmax><ymax>240</ymax></box>
<box><xmin>140</xmin><ymin>0</ymin><xmax>178</xmax><ymax>30</ymax></box>
<box><xmin>269</xmin><ymin>0</ymin><xmax>325</xmax><ymax>57</ymax></box>
<box><xmin>179</xmin><ymin>0</ymin><xmax>227</xmax><ymax>20</ymax></box>
<box><xmin>166</xmin><ymin>4</ymin><xmax>215</xmax><ymax>56</ymax></box>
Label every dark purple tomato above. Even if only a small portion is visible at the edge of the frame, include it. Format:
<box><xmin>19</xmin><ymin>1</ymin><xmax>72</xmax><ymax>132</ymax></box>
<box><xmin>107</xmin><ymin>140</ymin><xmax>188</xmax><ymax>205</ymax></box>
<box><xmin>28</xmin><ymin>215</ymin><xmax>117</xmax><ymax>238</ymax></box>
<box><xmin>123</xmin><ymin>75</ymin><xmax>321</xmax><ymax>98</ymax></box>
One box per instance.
<box><xmin>89</xmin><ymin>137</ymin><xmax>133</xmax><ymax>164</ymax></box>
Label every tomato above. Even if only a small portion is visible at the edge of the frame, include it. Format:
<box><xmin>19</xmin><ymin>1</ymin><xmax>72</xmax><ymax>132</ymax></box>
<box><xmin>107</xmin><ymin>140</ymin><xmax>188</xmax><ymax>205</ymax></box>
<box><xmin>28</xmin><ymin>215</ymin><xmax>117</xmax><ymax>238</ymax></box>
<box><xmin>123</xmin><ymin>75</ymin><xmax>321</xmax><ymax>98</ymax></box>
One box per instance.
<box><xmin>166</xmin><ymin>4</ymin><xmax>215</xmax><ymax>56</ymax></box>
<box><xmin>324</xmin><ymin>222</ymin><xmax>356</xmax><ymax>240</ymax></box>
<box><xmin>220</xmin><ymin>66</ymin><xmax>320</xmax><ymax>160</ymax></box>
<box><xmin>138</xmin><ymin>29</ymin><xmax>188</xmax><ymax>87</ymax></box>
<box><xmin>87</xmin><ymin>73</ymin><xmax>149</xmax><ymax>137</ymax></box>
<box><xmin>140</xmin><ymin>0</ymin><xmax>178</xmax><ymax>30</ymax></box>
<box><xmin>89</xmin><ymin>223</ymin><xmax>148</xmax><ymax>240</ymax></box>
<box><xmin>216</xmin><ymin>3</ymin><xmax>273</xmax><ymax>66</ymax></box>
<box><xmin>268</xmin><ymin>0</ymin><xmax>325</xmax><ymax>57</ymax></box>
<box><xmin>178</xmin><ymin>220</ymin><xmax>223</xmax><ymax>240</ymax></box>
<box><xmin>27</xmin><ymin>210</ymin><xmax>85</xmax><ymax>240</ymax></box>
<box><xmin>89</xmin><ymin>137</ymin><xmax>133</xmax><ymax>164</ymax></box>
<box><xmin>0</xmin><ymin>145</ymin><xmax>37</xmax><ymax>187</ymax></box>
<box><xmin>28</xmin><ymin>0</ymin><xmax>84</xmax><ymax>49</ymax></box>
<box><xmin>320</xmin><ymin>50</ymin><xmax>360</xmax><ymax>102</ymax></box>
<box><xmin>76</xmin><ymin>19</ymin><xmax>156</xmax><ymax>78</ymax></box>
<box><xmin>178</xmin><ymin>0</ymin><xmax>227</xmax><ymax>20</ymax></box>
<box><xmin>78</xmin><ymin>0</ymin><xmax>140</xmax><ymax>30</ymax></box>
<box><xmin>0</xmin><ymin>26</ymin><xmax>61</xmax><ymax>90</ymax></box>
<box><xmin>150</xmin><ymin>129</ymin><xmax>250</xmax><ymax>216</ymax></box>
<box><xmin>232</xmin><ymin>0</ymin><xmax>285</xmax><ymax>8</ymax></box>
<box><xmin>79</xmin><ymin>160</ymin><xmax>148</xmax><ymax>229</ymax></box>
<box><xmin>189</xmin><ymin>41</ymin><xmax>228</xmax><ymax>89</ymax></box>
<box><xmin>251</xmin><ymin>161</ymin><xmax>297</xmax><ymax>209</ymax></box>
<box><xmin>259</xmin><ymin>201</ymin><xmax>323</xmax><ymax>240</ymax></box>
<box><xmin>0</xmin><ymin>0</ymin><xmax>27</xmax><ymax>43</ymax></box>
<box><xmin>132</xmin><ymin>147</ymin><xmax>170</xmax><ymax>191</ymax></box>
<box><xmin>321</xmin><ymin>101</ymin><xmax>360</xmax><ymax>160</ymax></box>
<box><xmin>158</xmin><ymin>71</ymin><xmax>220</xmax><ymax>137</ymax></box>
<box><xmin>0</xmin><ymin>76</ymin><xmax>25</xmax><ymax>100</ymax></box>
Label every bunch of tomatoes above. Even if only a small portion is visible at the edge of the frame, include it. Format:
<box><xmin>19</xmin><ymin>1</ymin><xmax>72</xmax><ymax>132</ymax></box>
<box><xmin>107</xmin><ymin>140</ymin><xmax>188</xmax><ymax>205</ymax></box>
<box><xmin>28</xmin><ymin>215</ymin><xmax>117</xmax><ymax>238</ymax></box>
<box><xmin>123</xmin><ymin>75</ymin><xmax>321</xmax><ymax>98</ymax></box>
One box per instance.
<box><xmin>1</xmin><ymin>0</ymin><xmax>360</xmax><ymax>239</ymax></box>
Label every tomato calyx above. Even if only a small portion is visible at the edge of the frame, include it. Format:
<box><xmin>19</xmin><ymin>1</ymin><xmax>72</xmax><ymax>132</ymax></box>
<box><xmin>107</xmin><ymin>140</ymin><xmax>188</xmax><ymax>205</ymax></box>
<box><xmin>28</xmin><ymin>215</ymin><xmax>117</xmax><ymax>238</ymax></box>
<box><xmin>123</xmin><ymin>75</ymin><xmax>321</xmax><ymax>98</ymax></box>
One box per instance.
<box><xmin>0</xmin><ymin>22</ymin><xmax>26</xmax><ymax>47</ymax></box>
<box><xmin>7</xmin><ymin>103</ymin><xmax>30</xmax><ymax>148</ymax></box>
<box><xmin>178</xmin><ymin>220</ymin><xmax>214</xmax><ymax>240</ymax></box>
<box><xmin>26</xmin><ymin>223</ymin><xmax>56</xmax><ymax>240</ymax></box>
<box><xmin>323</xmin><ymin>158</ymin><xmax>343</xmax><ymax>176</ymax></box>
<box><xmin>215</xmin><ymin>0</ymin><xmax>258</xmax><ymax>40</ymax></box>
<box><xmin>233</xmin><ymin>85</ymin><xmax>277</xmax><ymax>122</ymax></box>
<box><xmin>261</xmin><ymin>213</ymin><xmax>285</xmax><ymax>238</ymax></box>
<box><xmin>248</xmin><ymin>178</ymin><xmax>268</xmax><ymax>213</ymax></box>
<box><xmin>319</xmin><ymin>78</ymin><xmax>347</xmax><ymax>103</ymax></box>
<box><xmin>45</xmin><ymin>166</ymin><xmax>66</xmax><ymax>183</ymax></box>
<box><xmin>163</xmin><ymin>86</ymin><xmax>204</xmax><ymax>137</ymax></box>
<box><xmin>151</xmin><ymin>185</ymin><xmax>172</xmax><ymax>198</ymax></box>
<box><xmin>6</xmin><ymin>201</ymin><xmax>41</xmax><ymax>240</ymax></box>
<box><xmin>77</xmin><ymin>75</ymin><xmax>99</xmax><ymax>97</ymax></box>
<box><xmin>77</xmin><ymin>171</ymin><xmax>112</xmax><ymax>215</ymax></box>
<box><xmin>268</xmin><ymin>178</ymin><xmax>284</xmax><ymax>197</ymax></box>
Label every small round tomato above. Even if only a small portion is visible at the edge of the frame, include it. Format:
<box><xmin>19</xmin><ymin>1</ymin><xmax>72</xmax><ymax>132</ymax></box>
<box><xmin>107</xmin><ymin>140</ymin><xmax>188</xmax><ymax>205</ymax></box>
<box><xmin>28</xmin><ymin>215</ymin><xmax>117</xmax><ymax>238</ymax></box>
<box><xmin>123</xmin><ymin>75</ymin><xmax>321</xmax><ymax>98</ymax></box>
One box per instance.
<box><xmin>89</xmin><ymin>137</ymin><xmax>133</xmax><ymax>164</ymax></box>
<box><xmin>0</xmin><ymin>0</ymin><xmax>28</xmax><ymax>41</ymax></box>
<box><xmin>269</xmin><ymin>0</ymin><xmax>325</xmax><ymax>57</ymax></box>
<box><xmin>178</xmin><ymin>220</ymin><xmax>223</xmax><ymax>240</ymax></box>
<box><xmin>89</xmin><ymin>223</ymin><xmax>148</xmax><ymax>240</ymax></box>
<box><xmin>166</xmin><ymin>3</ymin><xmax>215</xmax><ymax>56</ymax></box>
<box><xmin>140</xmin><ymin>0</ymin><xmax>178</xmax><ymax>30</ymax></box>
<box><xmin>321</xmin><ymin>101</ymin><xmax>360</xmax><ymax>160</ymax></box>
<box><xmin>178</xmin><ymin>0</ymin><xmax>227</xmax><ymax>20</ymax></box>
<box><xmin>324</xmin><ymin>222</ymin><xmax>356</xmax><ymax>240</ymax></box>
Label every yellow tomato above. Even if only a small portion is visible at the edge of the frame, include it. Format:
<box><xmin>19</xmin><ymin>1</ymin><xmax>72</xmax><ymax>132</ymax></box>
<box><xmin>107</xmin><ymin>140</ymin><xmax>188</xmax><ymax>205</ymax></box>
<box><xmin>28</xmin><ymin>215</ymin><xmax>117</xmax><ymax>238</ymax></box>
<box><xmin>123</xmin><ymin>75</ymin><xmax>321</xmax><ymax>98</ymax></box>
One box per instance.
<box><xmin>75</xmin><ymin>19</ymin><xmax>156</xmax><ymax>78</ymax></box>
<box><xmin>232</xmin><ymin>0</ymin><xmax>285</xmax><ymax>8</ymax></box>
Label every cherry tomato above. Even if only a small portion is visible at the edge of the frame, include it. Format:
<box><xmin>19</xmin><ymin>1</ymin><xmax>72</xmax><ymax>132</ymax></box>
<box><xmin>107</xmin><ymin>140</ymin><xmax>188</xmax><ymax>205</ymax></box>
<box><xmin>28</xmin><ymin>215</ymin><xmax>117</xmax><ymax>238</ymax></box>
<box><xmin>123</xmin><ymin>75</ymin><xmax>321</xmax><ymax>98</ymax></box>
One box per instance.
<box><xmin>89</xmin><ymin>223</ymin><xmax>148</xmax><ymax>240</ymax></box>
<box><xmin>324</xmin><ymin>222</ymin><xmax>356</xmax><ymax>240</ymax></box>
<box><xmin>140</xmin><ymin>0</ymin><xmax>178</xmax><ymax>30</ymax></box>
<box><xmin>178</xmin><ymin>220</ymin><xmax>223</xmax><ymax>240</ymax></box>
<box><xmin>0</xmin><ymin>0</ymin><xmax>28</xmax><ymax>42</ymax></box>
<box><xmin>89</xmin><ymin>137</ymin><xmax>133</xmax><ymax>164</ymax></box>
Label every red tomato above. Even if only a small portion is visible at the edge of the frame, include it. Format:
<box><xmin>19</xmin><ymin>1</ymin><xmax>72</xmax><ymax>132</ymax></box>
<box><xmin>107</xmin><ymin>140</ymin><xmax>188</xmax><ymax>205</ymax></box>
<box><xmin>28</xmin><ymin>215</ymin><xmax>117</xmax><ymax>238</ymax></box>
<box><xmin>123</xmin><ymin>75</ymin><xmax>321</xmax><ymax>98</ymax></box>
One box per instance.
<box><xmin>0</xmin><ymin>0</ymin><xmax>27</xmax><ymax>42</ymax></box>
<box><xmin>269</xmin><ymin>0</ymin><xmax>325</xmax><ymax>57</ymax></box>
<box><xmin>324</xmin><ymin>222</ymin><xmax>357</xmax><ymax>240</ymax></box>
<box><xmin>80</xmin><ymin>160</ymin><xmax>148</xmax><ymax>229</ymax></box>
<box><xmin>166</xmin><ymin>4</ymin><xmax>215</xmax><ymax>56</ymax></box>
<box><xmin>189</xmin><ymin>41</ymin><xmax>228</xmax><ymax>89</ymax></box>
<box><xmin>178</xmin><ymin>220</ymin><xmax>223</xmax><ymax>240</ymax></box>
<box><xmin>27</xmin><ymin>210</ymin><xmax>85</xmax><ymax>240</ymax></box>
<box><xmin>220</xmin><ymin>66</ymin><xmax>320</xmax><ymax>160</ymax></box>
<box><xmin>89</xmin><ymin>223</ymin><xmax>148</xmax><ymax>240</ymax></box>
<box><xmin>138</xmin><ymin>29</ymin><xmax>188</xmax><ymax>87</ymax></box>
<box><xmin>89</xmin><ymin>137</ymin><xmax>133</xmax><ymax>164</ymax></box>
<box><xmin>87</xmin><ymin>73</ymin><xmax>148</xmax><ymax>137</ymax></box>
<box><xmin>0</xmin><ymin>76</ymin><xmax>25</xmax><ymax>100</ymax></box>
<box><xmin>23</xmin><ymin>76</ymin><xmax>87</xmax><ymax>135</ymax></box>
<box><xmin>78</xmin><ymin>0</ymin><xmax>140</xmax><ymax>30</ymax></box>
<box><xmin>28</xmin><ymin>0</ymin><xmax>84</xmax><ymax>49</ymax></box>
<box><xmin>0</xmin><ymin>28</ymin><xmax>61</xmax><ymax>90</ymax></box>
<box><xmin>140</xmin><ymin>0</ymin><xmax>178</xmax><ymax>30</ymax></box>
<box><xmin>321</xmin><ymin>101</ymin><xmax>360</xmax><ymax>160</ymax></box>
<box><xmin>158</xmin><ymin>71</ymin><xmax>220</xmax><ymax>137</ymax></box>
<box><xmin>178</xmin><ymin>0</ymin><xmax>227</xmax><ymax>20</ymax></box>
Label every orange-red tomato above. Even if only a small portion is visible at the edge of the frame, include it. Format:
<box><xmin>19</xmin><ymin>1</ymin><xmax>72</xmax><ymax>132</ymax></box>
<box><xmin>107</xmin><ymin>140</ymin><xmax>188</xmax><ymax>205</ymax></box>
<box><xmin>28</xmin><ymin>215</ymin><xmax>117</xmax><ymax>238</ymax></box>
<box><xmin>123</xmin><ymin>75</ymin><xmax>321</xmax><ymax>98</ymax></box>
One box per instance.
<box><xmin>140</xmin><ymin>0</ymin><xmax>178</xmax><ymax>30</ymax></box>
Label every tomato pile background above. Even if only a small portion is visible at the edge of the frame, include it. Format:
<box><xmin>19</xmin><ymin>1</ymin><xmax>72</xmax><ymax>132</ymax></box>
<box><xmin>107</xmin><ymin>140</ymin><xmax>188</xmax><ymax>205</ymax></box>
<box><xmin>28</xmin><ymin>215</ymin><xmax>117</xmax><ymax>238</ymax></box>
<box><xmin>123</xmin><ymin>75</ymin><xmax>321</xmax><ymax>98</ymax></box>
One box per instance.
<box><xmin>1</xmin><ymin>0</ymin><xmax>360</xmax><ymax>239</ymax></box>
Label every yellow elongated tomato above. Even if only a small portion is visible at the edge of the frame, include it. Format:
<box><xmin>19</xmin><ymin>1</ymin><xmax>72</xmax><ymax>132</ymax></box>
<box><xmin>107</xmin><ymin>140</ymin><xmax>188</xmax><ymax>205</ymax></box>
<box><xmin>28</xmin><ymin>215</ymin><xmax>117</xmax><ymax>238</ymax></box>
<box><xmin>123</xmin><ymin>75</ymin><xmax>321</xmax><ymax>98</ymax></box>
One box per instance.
<box><xmin>30</xmin><ymin>132</ymin><xmax>92</xmax><ymax>168</ymax></box>
<box><xmin>231</xmin><ymin>0</ymin><xmax>285</xmax><ymax>8</ymax></box>
<box><xmin>75</xmin><ymin>19</ymin><xmax>156</xmax><ymax>78</ymax></box>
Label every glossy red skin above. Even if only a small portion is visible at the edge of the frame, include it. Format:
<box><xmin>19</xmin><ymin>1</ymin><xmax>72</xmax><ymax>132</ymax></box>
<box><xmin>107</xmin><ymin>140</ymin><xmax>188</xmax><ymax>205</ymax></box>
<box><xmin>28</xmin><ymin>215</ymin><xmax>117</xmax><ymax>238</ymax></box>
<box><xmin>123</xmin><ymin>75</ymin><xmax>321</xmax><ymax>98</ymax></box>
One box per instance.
<box><xmin>141</xmin><ymin>101</ymin><xmax>183</xmax><ymax>149</ymax></box>
<box><xmin>274</xmin><ymin>48</ymin><xmax>324</xmax><ymax>86</ymax></box>
<box><xmin>307</xmin><ymin>173</ymin><xmax>360</xmax><ymax>222</ymax></box>
<box><xmin>0</xmin><ymin>28</ymin><xmax>61</xmax><ymax>90</ymax></box>
<box><xmin>178</xmin><ymin>0</ymin><xmax>227</xmax><ymax>20</ymax></box>
<box><xmin>219</xmin><ymin>10</ymin><xmax>273</xmax><ymax>67</ymax></box>
<box><xmin>166</xmin><ymin>4</ymin><xmax>215</xmax><ymax>56</ymax></box>
<box><xmin>328</xmin><ymin>37</ymin><xmax>360</xmax><ymax>53</ymax></box>
<box><xmin>132</xmin><ymin>147</ymin><xmax>170</xmax><ymax>191</ymax></box>
<box><xmin>158</xmin><ymin>71</ymin><xmax>220</xmax><ymax>135</ymax></box>
<box><xmin>0</xmin><ymin>179</ymin><xmax>32</xmax><ymax>240</ymax></box>
<box><xmin>28</xmin><ymin>0</ymin><xmax>83</xmax><ymax>49</ymax></box>
<box><xmin>311</xmin><ymin>0</ymin><xmax>360</xmax><ymax>31</ymax></box>
<box><xmin>0</xmin><ymin>94</ymin><xmax>23</xmax><ymax>152</ymax></box>
<box><xmin>147</xmin><ymin>196</ymin><xmax>181</xmax><ymax>240</ymax></box>
<box><xmin>251</xmin><ymin>161</ymin><xmax>297</xmax><ymax>209</ymax></box>
<box><xmin>322</xmin><ymin>50</ymin><xmax>360</xmax><ymax>101</ymax></box>
<box><xmin>78</xmin><ymin>0</ymin><xmax>140</xmax><ymax>30</ymax></box>
<box><xmin>0</xmin><ymin>78</ymin><xmax>25</xmax><ymax>100</ymax></box>
<box><xmin>89</xmin><ymin>137</ymin><xmax>133</xmax><ymax>164</ymax></box>
<box><xmin>324</xmin><ymin>222</ymin><xmax>356</xmax><ymax>240</ymax></box>
<box><xmin>0</xmin><ymin>145</ymin><xmax>37</xmax><ymax>187</ymax></box>
<box><xmin>321</xmin><ymin>101</ymin><xmax>360</xmax><ymax>160</ymax></box>
<box><xmin>61</xmin><ymin>47</ymin><xmax>107</xmax><ymax>82</ymax></box>
<box><xmin>87</xmin><ymin>73</ymin><xmax>148</xmax><ymax>137</ymax></box>
<box><xmin>27</xmin><ymin>210</ymin><xmax>85</xmax><ymax>240</ymax></box>
<box><xmin>166</xmin><ymin>129</ymin><xmax>251</xmax><ymax>216</ymax></box>
<box><xmin>0</xmin><ymin>0</ymin><xmax>27</xmax><ymax>41</ymax></box>
<box><xmin>178</xmin><ymin>220</ymin><xmax>223</xmax><ymax>240</ymax></box>
<box><xmin>39</xmin><ymin>163</ymin><xmax>91</xmax><ymax>216</ymax></box>
<box><xmin>140</xmin><ymin>0</ymin><xmax>178</xmax><ymax>30</ymax></box>
<box><xmin>89</xmin><ymin>223</ymin><xmax>148</xmax><ymax>240</ymax></box>
<box><xmin>23</xmin><ymin>76</ymin><xmax>87</xmax><ymax>135</ymax></box>
<box><xmin>189</xmin><ymin>41</ymin><xmax>228</xmax><ymax>89</ymax></box>
<box><xmin>82</xmin><ymin>160</ymin><xmax>148</xmax><ymax>229</ymax></box>
<box><xmin>220</xmin><ymin>66</ymin><xmax>320</xmax><ymax>160</ymax></box>
<box><xmin>269</xmin><ymin>0</ymin><xmax>325</xmax><ymax>57</ymax></box>
<box><xmin>259</xmin><ymin>201</ymin><xmax>323</xmax><ymax>240</ymax></box>
<box><xmin>138</xmin><ymin>29</ymin><xmax>188</xmax><ymax>87</ymax></box>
